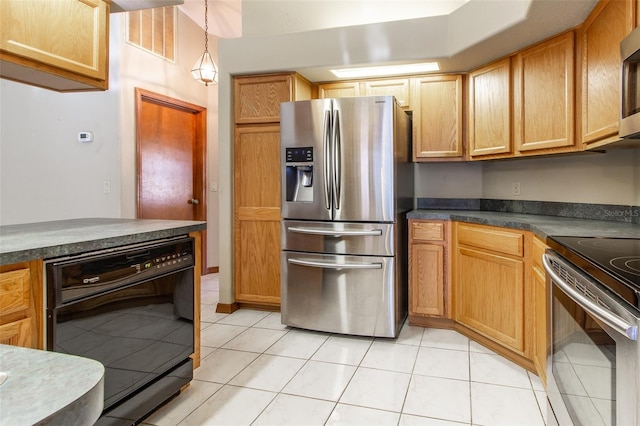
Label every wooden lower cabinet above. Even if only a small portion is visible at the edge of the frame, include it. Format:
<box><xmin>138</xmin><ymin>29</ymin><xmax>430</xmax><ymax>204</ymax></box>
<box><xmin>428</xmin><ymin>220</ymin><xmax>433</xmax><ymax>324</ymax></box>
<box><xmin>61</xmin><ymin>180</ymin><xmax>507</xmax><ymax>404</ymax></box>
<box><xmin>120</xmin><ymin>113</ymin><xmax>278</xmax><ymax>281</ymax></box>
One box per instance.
<box><xmin>408</xmin><ymin>220</ymin><xmax>452</xmax><ymax>327</ymax></box>
<box><xmin>532</xmin><ymin>236</ymin><xmax>549</xmax><ymax>385</ymax></box>
<box><xmin>0</xmin><ymin>260</ymin><xmax>43</xmax><ymax>349</ymax></box>
<box><xmin>452</xmin><ymin>222</ymin><xmax>535</xmax><ymax>371</ymax></box>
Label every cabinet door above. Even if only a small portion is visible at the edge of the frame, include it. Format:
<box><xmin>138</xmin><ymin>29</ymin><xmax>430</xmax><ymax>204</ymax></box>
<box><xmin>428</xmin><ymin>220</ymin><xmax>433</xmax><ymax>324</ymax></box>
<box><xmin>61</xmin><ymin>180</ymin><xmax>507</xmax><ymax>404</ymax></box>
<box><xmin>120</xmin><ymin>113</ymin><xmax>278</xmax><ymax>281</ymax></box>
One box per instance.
<box><xmin>468</xmin><ymin>58</ymin><xmax>512</xmax><ymax>158</ymax></box>
<box><xmin>234</xmin><ymin>125</ymin><xmax>281</xmax><ymax>305</ymax></box>
<box><xmin>412</xmin><ymin>75</ymin><xmax>464</xmax><ymax>160</ymax></box>
<box><xmin>513</xmin><ymin>32</ymin><xmax>576</xmax><ymax>154</ymax></box>
<box><xmin>317</xmin><ymin>81</ymin><xmax>360</xmax><ymax>98</ymax></box>
<box><xmin>579</xmin><ymin>0</ymin><xmax>629</xmax><ymax>147</ymax></box>
<box><xmin>363</xmin><ymin>78</ymin><xmax>411</xmax><ymax>109</ymax></box>
<box><xmin>0</xmin><ymin>0</ymin><xmax>108</xmax><ymax>91</ymax></box>
<box><xmin>454</xmin><ymin>246</ymin><xmax>525</xmax><ymax>353</ymax></box>
<box><xmin>234</xmin><ymin>74</ymin><xmax>293</xmax><ymax>124</ymax></box>
<box><xmin>410</xmin><ymin>243</ymin><xmax>445</xmax><ymax>317</ymax></box>
<box><xmin>0</xmin><ymin>262</ymin><xmax>42</xmax><ymax>349</ymax></box>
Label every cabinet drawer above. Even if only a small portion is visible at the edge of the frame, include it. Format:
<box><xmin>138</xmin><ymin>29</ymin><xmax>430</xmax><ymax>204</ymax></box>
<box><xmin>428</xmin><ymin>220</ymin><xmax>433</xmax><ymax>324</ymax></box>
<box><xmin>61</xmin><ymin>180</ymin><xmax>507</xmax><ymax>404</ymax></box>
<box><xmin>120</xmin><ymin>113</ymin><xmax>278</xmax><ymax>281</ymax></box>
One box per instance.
<box><xmin>457</xmin><ymin>223</ymin><xmax>524</xmax><ymax>257</ymax></box>
<box><xmin>0</xmin><ymin>268</ymin><xmax>30</xmax><ymax>315</ymax></box>
<box><xmin>411</xmin><ymin>221</ymin><xmax>445</xmax><ymax>242</ymax></box>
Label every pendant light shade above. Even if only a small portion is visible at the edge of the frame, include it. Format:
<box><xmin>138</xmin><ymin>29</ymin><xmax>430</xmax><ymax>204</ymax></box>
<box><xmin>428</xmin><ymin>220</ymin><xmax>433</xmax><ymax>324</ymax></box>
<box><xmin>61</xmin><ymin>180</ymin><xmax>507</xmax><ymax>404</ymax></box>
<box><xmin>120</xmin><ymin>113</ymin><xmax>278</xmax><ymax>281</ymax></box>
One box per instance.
<box><xmin>191</xmin><ymin>50</ymin><xmax>217</xmax><ymax>85</ymax></box>
<box><xmin>191</xmin><ymin>0</ymin><xmax>218</xmax><ymax>85</ymax></box>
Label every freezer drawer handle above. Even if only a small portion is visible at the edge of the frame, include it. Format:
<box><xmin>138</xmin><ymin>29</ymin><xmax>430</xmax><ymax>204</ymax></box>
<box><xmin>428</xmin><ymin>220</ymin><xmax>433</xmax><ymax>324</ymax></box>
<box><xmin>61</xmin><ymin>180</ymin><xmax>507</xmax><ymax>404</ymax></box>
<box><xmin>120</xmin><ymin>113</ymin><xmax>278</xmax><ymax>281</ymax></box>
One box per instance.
<box><xmin>288</xmin><ymin>227</ymin><xmax>383</xmax><ymax>237</ymax></box>
<box><xmin>288</xmin><ymin>258</ymin><xmax>382</xmax><ymax>270</ymax></box>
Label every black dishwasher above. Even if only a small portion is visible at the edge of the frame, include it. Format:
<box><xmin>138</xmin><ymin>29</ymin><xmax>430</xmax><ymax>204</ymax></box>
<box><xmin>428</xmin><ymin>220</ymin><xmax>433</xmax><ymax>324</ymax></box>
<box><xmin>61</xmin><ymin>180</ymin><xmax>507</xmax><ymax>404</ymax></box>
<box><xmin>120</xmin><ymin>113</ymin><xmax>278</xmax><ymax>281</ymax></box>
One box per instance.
<box><xmin>45</xmin><ymin>236</ymin><xmax>195</xmax><ymax>425</ymax></box>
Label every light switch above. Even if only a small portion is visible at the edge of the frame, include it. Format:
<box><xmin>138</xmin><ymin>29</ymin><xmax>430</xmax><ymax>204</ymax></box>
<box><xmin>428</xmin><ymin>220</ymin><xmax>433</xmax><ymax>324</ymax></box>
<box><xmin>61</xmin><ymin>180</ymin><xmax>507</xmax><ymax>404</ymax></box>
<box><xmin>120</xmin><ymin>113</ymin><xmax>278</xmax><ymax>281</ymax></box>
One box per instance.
<box><xmin>210</xmin><ymin>181</ymin><xmax>218</xmax><ymax>192</ymax></box>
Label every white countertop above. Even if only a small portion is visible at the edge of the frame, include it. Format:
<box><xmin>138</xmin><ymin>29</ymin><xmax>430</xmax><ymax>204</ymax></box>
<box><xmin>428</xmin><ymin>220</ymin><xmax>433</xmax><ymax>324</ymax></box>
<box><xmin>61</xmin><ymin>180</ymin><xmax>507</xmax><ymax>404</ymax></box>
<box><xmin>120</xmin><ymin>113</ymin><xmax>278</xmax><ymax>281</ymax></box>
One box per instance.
<box><xmin>0</xmin><ymin>345</ymin><xmax>104</xmax><ymax>425</ymax></box>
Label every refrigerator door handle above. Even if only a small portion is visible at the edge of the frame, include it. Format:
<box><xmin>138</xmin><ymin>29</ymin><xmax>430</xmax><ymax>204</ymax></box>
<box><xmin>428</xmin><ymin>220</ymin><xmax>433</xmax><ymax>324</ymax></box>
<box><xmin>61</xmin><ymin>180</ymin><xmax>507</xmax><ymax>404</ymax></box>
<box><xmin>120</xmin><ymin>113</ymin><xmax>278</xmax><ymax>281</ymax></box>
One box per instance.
<box><xmin>323</xmin><ymin>109</ymin><xmax>332</xmax><ymax>211</ymax></box>
<box><xmin>288</xmin><ymin>258</ymin><xmax>382</xmax><ymax>270</ymax></box>
<box><xmin>332</xmin><ymin>109</ymin><xmax>341</xmax><ymax>210</ymax></box>
<box><xmin>288</xmin><ymin>226</ymin><xmax>383</xmax><ymax>237</ymax></box>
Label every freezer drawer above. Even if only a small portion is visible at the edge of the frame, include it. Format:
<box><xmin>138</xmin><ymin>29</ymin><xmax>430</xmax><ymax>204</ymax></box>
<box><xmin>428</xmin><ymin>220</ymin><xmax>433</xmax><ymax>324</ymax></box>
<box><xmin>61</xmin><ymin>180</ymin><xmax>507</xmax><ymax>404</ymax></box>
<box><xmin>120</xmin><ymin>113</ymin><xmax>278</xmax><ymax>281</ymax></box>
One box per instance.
<box><xmin>281</xmin><ymin>251</ymin><xmax>400</xmax><ymax>337</ymax></box>
<box><xmin>281</xmin><ymin>220</ymin><xmax>394</xmax><ymax>256</ymax></box>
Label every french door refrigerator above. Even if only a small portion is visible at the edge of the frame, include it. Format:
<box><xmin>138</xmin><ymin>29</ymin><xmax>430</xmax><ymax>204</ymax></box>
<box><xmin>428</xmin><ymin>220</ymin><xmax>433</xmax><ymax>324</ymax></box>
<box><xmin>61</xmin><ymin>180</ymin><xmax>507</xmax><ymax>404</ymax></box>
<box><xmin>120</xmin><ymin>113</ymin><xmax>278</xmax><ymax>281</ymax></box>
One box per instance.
<box><xmin>280</xmin><ymin>96</ymin><xmax>413</xmax><ymax>338</ymax></box>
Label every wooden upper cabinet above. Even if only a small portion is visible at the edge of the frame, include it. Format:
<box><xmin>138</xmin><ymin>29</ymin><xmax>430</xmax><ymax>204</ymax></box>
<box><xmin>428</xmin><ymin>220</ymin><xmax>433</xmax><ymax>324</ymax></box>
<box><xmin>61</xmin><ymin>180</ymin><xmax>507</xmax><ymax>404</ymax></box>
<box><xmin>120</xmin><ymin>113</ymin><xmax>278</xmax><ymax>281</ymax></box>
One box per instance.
<box><xmin>234</xmin><ymin>73</ymin><xmax>310</xmax><ymax>124</ymax></box>
<box><xmin>513</xmin><ymin>31</ymin><xmax>576</xmax><ymax>154</ymax></box>
<box><xmin>579</xmin><ymin>0</ymin><xmax>631</xmax><ymax>148</ymax></box>
<box><xmin>468</xmin><ymin>58</ymin><xmax>512</xmax><ymax>159</ymax></box>
<box><xmin>412</xmin><ymin>74</ymin><xmax>464</xmax><ymax>160</ymax></box>
<box><xmin>363</xmin><ymin>78</ymin><xmax>411</xmax><ymax>109</ymax></box>
<box><xmin>317</xmin><ymin>81</ymin><xmax>361</xmax><ymax>99</ymax></box>
<box><xmin>0</xmin><ymin>0</ymin><xmax>109</xmax><ymax>91</ymax></box>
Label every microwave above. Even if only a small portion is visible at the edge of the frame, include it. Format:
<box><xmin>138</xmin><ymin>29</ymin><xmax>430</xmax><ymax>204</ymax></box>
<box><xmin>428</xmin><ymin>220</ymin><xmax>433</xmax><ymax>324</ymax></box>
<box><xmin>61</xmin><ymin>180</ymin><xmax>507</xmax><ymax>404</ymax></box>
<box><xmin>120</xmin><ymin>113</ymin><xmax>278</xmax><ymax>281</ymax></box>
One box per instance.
<box><xmin>621</xmin><ymin>25</ymin><xmax>640</xmax><ymax>139</ymax></box>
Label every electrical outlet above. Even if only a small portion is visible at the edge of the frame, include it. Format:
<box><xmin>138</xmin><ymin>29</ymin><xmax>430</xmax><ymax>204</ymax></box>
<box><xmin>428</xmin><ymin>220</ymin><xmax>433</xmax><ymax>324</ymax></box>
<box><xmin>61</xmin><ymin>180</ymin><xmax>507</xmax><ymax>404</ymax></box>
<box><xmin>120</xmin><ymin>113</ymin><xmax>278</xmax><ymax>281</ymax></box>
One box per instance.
<box><xmin>512</xmin><ymin>182</ymin><xmax>521</xmax><ymax>196</ymax></box>
<box><xmin>103</xmin><ymin>180</ymin><xmax>111</xmax><ymax>194</ymax></box>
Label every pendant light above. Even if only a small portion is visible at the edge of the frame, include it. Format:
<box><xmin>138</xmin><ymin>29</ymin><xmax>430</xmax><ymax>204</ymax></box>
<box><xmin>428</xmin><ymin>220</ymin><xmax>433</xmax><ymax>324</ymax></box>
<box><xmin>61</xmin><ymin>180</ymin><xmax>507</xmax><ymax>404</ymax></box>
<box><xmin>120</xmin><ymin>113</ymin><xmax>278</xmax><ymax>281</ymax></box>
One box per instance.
<box><xmin>191</xmin><ymin>0</ymin><xmax>218</xmax><ymax>85</ymax></box>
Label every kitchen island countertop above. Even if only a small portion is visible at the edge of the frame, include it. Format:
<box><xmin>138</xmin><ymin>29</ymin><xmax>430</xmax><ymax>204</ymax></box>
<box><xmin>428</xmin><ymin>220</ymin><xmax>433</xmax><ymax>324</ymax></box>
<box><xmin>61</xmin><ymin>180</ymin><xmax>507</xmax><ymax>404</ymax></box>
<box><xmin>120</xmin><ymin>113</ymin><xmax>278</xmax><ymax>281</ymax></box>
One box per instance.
<box><xmin>0</xmin><ymin>218</ymin><xmax>207</xmax><ymax>265</ymax></box>
<box><xmin>407</xmin><ymin>209</ymin><xmax>640</xmax><ymax>239</ymax></box>
<box><xmin>0</xmin><ymin>344</ymin><xmax>104</xmax><ymax>425</ymax></box>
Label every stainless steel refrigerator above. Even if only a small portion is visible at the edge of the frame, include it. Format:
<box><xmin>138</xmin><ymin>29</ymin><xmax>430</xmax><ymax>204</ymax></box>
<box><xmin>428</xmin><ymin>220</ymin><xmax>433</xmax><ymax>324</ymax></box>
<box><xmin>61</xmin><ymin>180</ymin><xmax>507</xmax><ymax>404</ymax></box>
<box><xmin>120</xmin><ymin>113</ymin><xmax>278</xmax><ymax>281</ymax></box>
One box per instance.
<box><xmin>280</xmin><ymin>96</ymin><xmax>413</xmax><ymax>338</ymax></box>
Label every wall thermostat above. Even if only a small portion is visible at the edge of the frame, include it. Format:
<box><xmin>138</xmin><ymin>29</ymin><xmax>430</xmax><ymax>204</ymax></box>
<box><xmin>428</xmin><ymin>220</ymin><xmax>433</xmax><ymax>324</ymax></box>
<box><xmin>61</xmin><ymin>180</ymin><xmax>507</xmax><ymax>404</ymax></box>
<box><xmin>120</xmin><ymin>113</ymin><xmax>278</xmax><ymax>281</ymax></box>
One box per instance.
<box><xmin>78</xmin><ymin>131</ymin><xmax>94</xmax><ymax>142</ymax></box>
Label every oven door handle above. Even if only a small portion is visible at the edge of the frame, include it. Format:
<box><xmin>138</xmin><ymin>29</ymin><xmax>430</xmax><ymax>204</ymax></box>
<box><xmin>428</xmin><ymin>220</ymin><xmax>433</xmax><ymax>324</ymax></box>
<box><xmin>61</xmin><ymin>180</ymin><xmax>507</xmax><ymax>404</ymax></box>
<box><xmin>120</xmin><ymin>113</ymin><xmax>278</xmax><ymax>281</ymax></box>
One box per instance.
<box><xmin>543</xmin><ymin>253</ymin><xmax>639</xmax><ymax>341</ymax></box>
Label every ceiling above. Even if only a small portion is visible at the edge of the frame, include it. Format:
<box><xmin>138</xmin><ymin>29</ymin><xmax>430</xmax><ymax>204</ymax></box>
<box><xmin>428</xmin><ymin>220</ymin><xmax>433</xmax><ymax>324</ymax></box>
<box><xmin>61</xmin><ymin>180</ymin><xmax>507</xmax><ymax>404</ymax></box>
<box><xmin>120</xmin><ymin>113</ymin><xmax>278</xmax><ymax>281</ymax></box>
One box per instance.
<box><xmin>180</xmin><ymin>0</ymin><xmax>599</xmax><ymax>81</ymax></box>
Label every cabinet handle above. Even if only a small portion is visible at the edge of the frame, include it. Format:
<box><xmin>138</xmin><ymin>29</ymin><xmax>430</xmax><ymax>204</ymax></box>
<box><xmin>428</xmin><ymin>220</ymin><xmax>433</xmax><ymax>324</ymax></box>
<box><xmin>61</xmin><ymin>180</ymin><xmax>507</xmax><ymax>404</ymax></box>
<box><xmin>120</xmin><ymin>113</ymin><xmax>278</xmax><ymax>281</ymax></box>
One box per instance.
<box><xmin>288</xmin><ymin>227</ymin><xmax>382</xmax><ymax>237</ymax></box>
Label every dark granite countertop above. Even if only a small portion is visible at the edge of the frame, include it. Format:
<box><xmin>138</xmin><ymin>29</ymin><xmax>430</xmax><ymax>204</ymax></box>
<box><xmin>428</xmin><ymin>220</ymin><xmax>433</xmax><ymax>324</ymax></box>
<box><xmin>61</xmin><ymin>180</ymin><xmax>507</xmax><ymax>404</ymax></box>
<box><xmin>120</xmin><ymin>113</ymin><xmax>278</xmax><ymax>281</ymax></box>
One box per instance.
<box><xmin>407</xmin><ymin>209</ymin><xmax>640</xmax><ymax>240</ymax></box>
<box><xmin>0</xmin><ymin>218</ymin><xmax>207</xmax><ymax>265</ymax></box>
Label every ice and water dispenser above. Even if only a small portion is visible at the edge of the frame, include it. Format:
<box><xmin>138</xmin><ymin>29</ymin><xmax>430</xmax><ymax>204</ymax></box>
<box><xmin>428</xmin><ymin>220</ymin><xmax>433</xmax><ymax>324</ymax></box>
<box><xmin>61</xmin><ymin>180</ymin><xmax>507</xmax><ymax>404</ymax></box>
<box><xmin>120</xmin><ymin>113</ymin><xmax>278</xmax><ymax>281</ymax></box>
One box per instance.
<box><xmin>285</xmin><ymin>147</ymin><xmax>314</xmax><ymax>202</ymax></box>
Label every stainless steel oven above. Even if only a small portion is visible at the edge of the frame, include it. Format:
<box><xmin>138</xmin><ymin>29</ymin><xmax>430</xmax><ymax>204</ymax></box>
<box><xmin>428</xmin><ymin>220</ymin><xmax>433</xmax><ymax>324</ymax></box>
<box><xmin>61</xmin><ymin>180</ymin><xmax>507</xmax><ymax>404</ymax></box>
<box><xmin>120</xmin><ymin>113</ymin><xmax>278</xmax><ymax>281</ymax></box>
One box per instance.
<box><xmin>543</xmin><ymin>237</ymin><xmax>640</xmax><ymax>426</ymax></box>
<box><xmin>45</xmin><ymin>236</ymin><xmax>195</xmax><ymax>425</ymax></box>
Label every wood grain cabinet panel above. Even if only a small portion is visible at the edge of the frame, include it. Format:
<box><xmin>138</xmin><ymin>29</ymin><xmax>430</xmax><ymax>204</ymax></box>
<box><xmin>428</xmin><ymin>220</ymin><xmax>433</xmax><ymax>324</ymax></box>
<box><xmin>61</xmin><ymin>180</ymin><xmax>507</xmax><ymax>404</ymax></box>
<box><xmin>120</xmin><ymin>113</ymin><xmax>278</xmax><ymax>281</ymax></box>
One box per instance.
<box><xmin>408</xmin><ymin>220</ymin><xmax>451</xmax><ymax>324</ymax></box>
<box><xmin>0</xmin><ymin>0</ymin><xmax>109</xmax><ymax>91</ymax></box>
<box><xmin>531</xmin><ymin>236</ymin><xmax>549</xmax><ymax>385</ymax></box>
<box><xmin>412</xmin><ymin>75</ymin><xmax>464</xmax><ymax>160</ymax></box>
<box><xmin>363</xmin><ymin>78</ymin><xmax>411</xmax><ymax>109</ymax></box>
<box><xmin>234</xmin><ymin>74</ymin><xmax>293</xmax><ymax>124</ymax></box>
<box><xmin>579</xmin><ymin>0</ymin><xmax>630</xmax><ymax>147</ymax></box>
<box><xmin>456</xmin><ymin>223</ymin><xmax>524</xmax><ymax>257</ymax></box>
<box><xmin>468</xmin><ymin>58</ymin><xmax>512</xmax><ymax>158</ymax></box>
<box><xmin>316</xmin><ymin>81</ymin><xmax>361</xmax><ymax>99</ymax></box>
<box><xmin>513</xmin><ymin>32</ymin><xmax>576</xmax><ymax>154</ymax></box>
<box><xmin>232</xmin><ymin>73</ymin><xmax>311</xmax><ymax>309</ymax></box>
<box><xmin>0</xmin><ymin>261</ymin><xmax>43</xmax><ymax>349</ymax></box>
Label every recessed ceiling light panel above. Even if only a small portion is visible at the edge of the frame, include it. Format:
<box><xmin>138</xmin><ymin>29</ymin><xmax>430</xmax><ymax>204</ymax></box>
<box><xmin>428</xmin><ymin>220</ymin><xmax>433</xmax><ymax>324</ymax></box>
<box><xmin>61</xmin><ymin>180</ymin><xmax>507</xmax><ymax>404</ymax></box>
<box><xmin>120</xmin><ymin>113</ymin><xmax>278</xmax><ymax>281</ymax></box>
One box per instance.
<box><xmin>330</xmin><ymin>62</ymin><xmax>440</xmax><ymax>79</ymax></box>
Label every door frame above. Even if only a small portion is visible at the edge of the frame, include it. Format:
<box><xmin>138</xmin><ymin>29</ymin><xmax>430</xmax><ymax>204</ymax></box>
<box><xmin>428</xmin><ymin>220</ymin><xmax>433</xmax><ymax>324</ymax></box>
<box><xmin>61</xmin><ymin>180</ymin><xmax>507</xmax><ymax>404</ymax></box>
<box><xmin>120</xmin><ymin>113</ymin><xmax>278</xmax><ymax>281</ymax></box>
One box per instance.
<box><xmin>135</xmin><ymin>87</ymin><xmax>208</xmax><ymax>272</ymax></box>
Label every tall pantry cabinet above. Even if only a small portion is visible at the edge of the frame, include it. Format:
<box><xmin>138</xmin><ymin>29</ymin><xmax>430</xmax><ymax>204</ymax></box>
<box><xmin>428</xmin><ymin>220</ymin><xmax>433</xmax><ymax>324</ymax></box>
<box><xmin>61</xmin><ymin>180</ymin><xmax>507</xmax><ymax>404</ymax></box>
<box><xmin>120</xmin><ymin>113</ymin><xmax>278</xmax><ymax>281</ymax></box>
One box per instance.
<box><xmin>232</xmin><ymin>73</ymin><xmax>311</xmax><ymax>309</ymax></box>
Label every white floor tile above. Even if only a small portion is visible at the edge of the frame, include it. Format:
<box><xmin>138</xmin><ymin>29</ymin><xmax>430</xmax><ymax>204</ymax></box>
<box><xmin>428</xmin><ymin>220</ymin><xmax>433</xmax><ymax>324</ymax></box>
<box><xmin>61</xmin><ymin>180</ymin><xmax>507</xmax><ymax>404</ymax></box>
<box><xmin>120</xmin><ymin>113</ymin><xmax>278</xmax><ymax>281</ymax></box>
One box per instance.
<box><xmin>200</xmin><ymin>290</ymin><xmax>219</xmax><ymax>305</ymax></box>
<box><xmin>469</xmin><ymin>340</ymin><xmax>495</xmax><ymax>354</ymax></box>
<box><xmin>200</xmin><ymin>306</ymin><xmax>227</xmax><ymax>323</ymax></box>
<box><xmin>200</xmin><ymin>323</ymin><xmax>247</xmax><ymax>348</ymax></box>
<box><xmin>194</xmin><ymin>348</ymin><xmax>259</xmax><ymax>384</ymax></box>
<box><xmin>339</xmin><ymin>367</ymin><xmax>411</xmax><ymax>412</ymax></box>
<box><xmin>283</xmin><ymin>360</ymin><xmax>356</xmax><ymax>401</ymax></box>
<box><xmin>254</xmin><ymin>312</ymin><xmax>289</xmax><ymax>330</ymax></box>
<box><xmin>529</xmin><ymin>371</ymin><xmax>545</xmax><ymax>392</ymax></box>
<box><xmin>470</xmin><ymin>382</ymin><xmax>545</xmax><ymax>426</ymax></box>
<box><xmin>399</xmin><ymin>413</ymin><xmax>470</xmax><ymax>425</ymax></box>
<box><xmin>228</xmin><ymin>354</ymin><xmax>305</xmax><ymax>392</ymax></box>
<box><xmin>252</xmin><ymin>394</ymin><xmax>335</xmax><ymax>426</ymax></box>
<box><xmin>470</xmin><ymin>352</ymin><xmax>532</xmax><ymax>389</ymax></box>
<box><xmin>222</xmin><ymin>327</ymin><xmax>287</xmax><ymax>353</ymax></box>
<box><xmin>360</xmin><ymin>340</ymin><xmax>419</xmax><ymax>373</ymax></box>
<box><xmin>216</xmin><ymin>309</ymin><xmax>270</xmax><ymax>327</ymax></box>
<box><xmin>394</xmin><ymin>323</ymin><xmax>424</xmax><ymax>346</ymax></box>
<box><xmin>177</xmin><ymin>385</ymin><xmax>275</xmax><ymax>426</ymax></box>
<box><xmin>326</xmin><ymin>404</ymin><xmax>400</xmax><ymax>425</ymax></box>
<box><xmin>265</xmin><ymin>329</ymin><xmax>329</xmax><ymax>359</ymax></box>
<box><xmin>312</xmin><ymin>335</ymin><xmax>373</xmax><ymax>366</ymax></box>
<box><xmin>143</xmin><ymin>379</ymin><xmax>222</xmax><ymax>426</ymax></box>
<box><xmin>413</xmin><ymin>346</ymin><xmax>470</xmax><ymax>381</ymax></box>
<box><xmin>403</xmin><ymin>375</ymin><xmax>471</xmax><ymax>424</ymax></box>
<box><xmin>421</xmin><ymin>328</ymin><xmax>470</xmax><ymax>351</ymax></box>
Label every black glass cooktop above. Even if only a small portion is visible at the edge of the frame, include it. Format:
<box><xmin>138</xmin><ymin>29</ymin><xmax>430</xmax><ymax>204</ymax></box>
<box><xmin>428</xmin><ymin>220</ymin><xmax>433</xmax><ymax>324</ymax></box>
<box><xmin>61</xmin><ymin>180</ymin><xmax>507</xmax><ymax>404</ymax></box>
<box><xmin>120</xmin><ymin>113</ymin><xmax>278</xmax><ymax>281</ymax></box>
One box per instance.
<box><xmin>548</xmin><ymin>236</ymin><xmax>640</xmax><ymax>307</ymax></box>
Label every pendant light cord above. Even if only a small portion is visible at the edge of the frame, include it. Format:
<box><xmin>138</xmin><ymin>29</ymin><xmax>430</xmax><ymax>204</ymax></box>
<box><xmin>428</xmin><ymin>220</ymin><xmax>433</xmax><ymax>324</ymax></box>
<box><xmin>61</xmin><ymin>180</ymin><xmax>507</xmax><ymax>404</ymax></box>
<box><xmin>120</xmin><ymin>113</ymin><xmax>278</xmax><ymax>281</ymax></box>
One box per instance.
<box><xmin>204</xmin><ymin>0</ymin><xmax>209</xmax><ymax>53</ymax></box>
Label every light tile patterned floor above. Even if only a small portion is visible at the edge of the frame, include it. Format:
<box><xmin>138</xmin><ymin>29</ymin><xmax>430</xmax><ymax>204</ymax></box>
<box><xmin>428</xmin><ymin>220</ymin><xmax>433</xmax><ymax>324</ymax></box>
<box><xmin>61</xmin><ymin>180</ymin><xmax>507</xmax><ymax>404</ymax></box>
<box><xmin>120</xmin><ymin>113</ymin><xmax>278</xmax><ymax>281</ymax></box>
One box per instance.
<box><xmin>143</xmin><ymin>274</ymin><xmax>547</xmax><ymax>426</ymax></box>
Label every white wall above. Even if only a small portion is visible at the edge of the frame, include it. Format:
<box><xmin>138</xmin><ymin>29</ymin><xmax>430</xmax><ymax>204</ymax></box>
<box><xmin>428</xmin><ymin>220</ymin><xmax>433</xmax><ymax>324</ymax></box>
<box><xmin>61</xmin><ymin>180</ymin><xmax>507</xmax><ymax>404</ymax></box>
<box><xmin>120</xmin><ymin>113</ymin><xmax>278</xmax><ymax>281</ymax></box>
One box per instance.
<box><xmin>414</xmin><ymin>149</ymin><xmax>639</xmax><ymax>205</ymax></box>
<box><xmin>0</xmin><ymin>10</ymin><xmax>221</xmax><ymax>269</ymax></box>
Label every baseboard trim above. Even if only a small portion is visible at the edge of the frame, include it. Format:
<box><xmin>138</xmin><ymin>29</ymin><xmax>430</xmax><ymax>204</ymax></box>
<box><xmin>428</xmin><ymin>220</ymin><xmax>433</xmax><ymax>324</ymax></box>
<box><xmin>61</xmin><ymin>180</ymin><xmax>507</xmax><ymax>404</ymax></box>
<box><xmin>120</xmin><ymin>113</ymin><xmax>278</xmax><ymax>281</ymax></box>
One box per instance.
<box><xmin>215</xmin><ymin>302</ymin><xmax>239</xmax><ymax>314</ymax></box>
<box><xmin>206</xmin><ymin>266</ymin><xmax>219</xmax><ymax>274</ymax></box>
